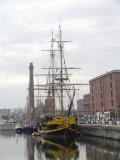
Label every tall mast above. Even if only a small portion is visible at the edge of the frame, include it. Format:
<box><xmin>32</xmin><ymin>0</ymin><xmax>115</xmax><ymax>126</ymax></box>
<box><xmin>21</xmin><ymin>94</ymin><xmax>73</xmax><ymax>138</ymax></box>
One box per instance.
<box><xmin>49</xmin><ymin>31</ymin><xmax>55</xmax><ymax>114</ymax></box>
<box><xmin>51</xmin><ymin>31</ymin><xmax>55</xmax><ymax>101</ymax></box>
<box><xmin>33</xmin><ymin>27</ymin><xmax>87</xmax><ymax>115</ymax></box>
<box><xmin>59</xmin><ymin>25</ymin><xmax>64</xmax><ymax>113</ymax></box>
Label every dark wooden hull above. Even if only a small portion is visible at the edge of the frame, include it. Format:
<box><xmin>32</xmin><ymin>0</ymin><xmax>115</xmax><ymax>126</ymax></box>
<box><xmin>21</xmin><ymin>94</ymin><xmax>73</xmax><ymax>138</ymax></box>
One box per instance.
<box><xmin>38</xmin><ymin>115</ymin><xmax>79</xmax><ymax>137</ymax></box>
<box><xmin>39</xmin><ymin>125</ymin><xmax>78</xmax><ymax>136</ymax></box>
<box><xmin>39</xmin><ymin>127</ymin><xmax>67</xmax><ymax>136</ymax></box>
<box><xmin>15</xmin><ymin>128</ymin><xmax>23</xmax><ymax>134</ymax></box>
<box><xmin>22</xmin><ymin>126</ymin><xmax>37</xmax><ymax>134</ymax></box>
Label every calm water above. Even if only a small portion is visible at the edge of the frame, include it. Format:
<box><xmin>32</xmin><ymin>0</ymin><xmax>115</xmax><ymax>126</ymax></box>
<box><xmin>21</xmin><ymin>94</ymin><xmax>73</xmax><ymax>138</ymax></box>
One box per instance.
<box><xmin>0</xmin><ymin>132</ymin><xmax>120</xmax><ymax>160</ymax></box>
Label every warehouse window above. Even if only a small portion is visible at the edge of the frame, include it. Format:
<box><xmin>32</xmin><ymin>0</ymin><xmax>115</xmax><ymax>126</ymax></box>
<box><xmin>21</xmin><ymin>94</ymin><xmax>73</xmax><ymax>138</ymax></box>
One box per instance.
<box><xmin>110</xmin><ymin>82</ymin><xmax>112</xmax><ymax>88</ymax></box>
<box><xmin>111</xmin><ymin>91</ymin><xmax>113</xmax><ymax>97</ymax></box>
<box><xmin>110</xmin><ymin>75</ymin><xmax>112</xmax><ymax>80</ymax></box>
<box><xmin>101</xmin><ymin>102</ymin><xmax>103</xmax><ymax>107</ymax></box>
<box><xmin>111</xmin><ymin>100</ymin><xmax>113</xmax><ymax>106</ymax></box>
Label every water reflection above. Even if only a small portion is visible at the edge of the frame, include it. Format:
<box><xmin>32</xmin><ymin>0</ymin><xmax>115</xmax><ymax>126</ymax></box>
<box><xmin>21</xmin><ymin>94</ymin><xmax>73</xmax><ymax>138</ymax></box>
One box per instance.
<box><xmin>25</xmin><ymin>135</ymin><xmax>79</xmax><ymax>160</ymax></box>
<box><xmin>26</xmin><ymin>135</ymin><xmax>35</xmax><ymax>160</ymax></box>
<box><xmin>38</xmin><ymin>136</ymin><xmax>79</xmax><ymax>160</ymax></box>
<box><xmin>86</xmin><ymin>145</ymin><xmax>120</xmax><ymax>160</ymax></box>
<box><xmin>21</xmin><ymin>134</ymin><xmax>120</xmax><ymax>160</ymax></box>
<box><xmin>1</xmin><ymin>132</ymin><xmax>120</xmax><ymax>160</ymax></box>
<box><xmin>77</xmin><ymin>136</ymin><xmax>120</xmax><ymax>160</ymax></box>
<box><xmin>0</xmin><ymin>131</ymin><xmax>15</xmax><ymax>137</ymax></box>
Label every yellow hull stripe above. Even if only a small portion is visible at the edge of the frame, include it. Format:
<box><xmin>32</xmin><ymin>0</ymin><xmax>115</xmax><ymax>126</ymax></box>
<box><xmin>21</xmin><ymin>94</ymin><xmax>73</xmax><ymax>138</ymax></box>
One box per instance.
<box><xmin>41</xmin><ymin>139</ymin><xmax>65</xmax><ymax>150</ymax></box>
<box><xmin>39</xmin><ymin>126</ymin><xmax>67</xmax><ymax>133</ymax></box>
<box><xmin>68</xmin><ymin>127</ymin><xmax>76</xmax><ymax>132</ymax></box>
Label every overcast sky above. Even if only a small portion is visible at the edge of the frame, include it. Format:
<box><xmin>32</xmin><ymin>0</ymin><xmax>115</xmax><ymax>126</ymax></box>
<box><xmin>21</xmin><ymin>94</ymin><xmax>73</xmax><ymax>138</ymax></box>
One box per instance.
<box><xmin>0</xmin><ymin>0</ymin><xmax>120</xmax><ymax>108</ymax></box>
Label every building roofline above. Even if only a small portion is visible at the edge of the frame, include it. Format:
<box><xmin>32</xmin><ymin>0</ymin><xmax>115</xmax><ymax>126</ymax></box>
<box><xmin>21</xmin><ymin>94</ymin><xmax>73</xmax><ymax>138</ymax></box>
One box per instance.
<box><xmin>83</xmin><ymin>93</ymin><xmax>90</xmax><ymax>97</ymax></box>
<box><xmin>89</xmin><ymin>70</ymin><xmax>120</xmax><ymax>82</ymax></box>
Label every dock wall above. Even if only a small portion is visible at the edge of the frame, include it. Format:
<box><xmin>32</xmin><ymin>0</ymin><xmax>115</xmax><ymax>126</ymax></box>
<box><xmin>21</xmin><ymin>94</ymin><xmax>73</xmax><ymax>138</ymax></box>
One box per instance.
<box><xmin>0</xmin><ymin>124</ymin><xmax>16</xmax><ymax>131</ymax></box>
<box><xmin>78</xmin><ymin>125</ymin><xmax>120</xmax><ymax>140</ymax></box>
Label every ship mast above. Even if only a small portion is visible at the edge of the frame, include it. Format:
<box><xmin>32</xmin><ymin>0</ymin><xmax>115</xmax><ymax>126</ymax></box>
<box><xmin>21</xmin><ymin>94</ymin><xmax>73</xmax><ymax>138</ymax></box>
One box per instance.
<box><xmin>48</xmin><ymin>31</ymin><xmax>56</xmax><ymax>114</ymax></box>
<box><xmin>59</xmin><ymin>26</ymin><xmax>64</xmax><ymax>113</ymax></box>
<box><xmin>55</xmin><ymin>25</ymin><xmax>72</xmax><ymax>114</ymax></box>
<box><xmin>33</xmin><ymin>26</ymin><xmax>89</xmax><ymax>115</ymax></box>
<box><xmin>51</xmin><ymin>31</ymin><xmax>55</xmax><ymax>103</ymax></box>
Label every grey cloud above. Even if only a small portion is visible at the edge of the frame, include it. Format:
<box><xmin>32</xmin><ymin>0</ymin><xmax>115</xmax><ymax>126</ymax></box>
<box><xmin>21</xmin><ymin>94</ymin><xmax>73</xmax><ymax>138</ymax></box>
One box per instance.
<box><xmin>0</xmin><ymin>0</ymin><xmax>120</xmax><ymax>107</ymax></box>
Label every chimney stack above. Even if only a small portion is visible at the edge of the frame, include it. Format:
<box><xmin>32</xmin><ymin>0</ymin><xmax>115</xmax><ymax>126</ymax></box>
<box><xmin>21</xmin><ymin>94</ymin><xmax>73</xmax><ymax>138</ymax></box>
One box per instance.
<box><xmin>28</xmin><ymin>62</ymin><xmax>34</xmax><ymax>121</ymax></box>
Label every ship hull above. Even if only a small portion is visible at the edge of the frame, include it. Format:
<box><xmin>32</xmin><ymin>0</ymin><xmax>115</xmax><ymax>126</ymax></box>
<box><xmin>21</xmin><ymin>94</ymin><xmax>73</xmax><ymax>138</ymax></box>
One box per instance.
<box><xmin>38</xmin><ymin>124</ymin><xmax>78</xmax><ymax>136</ymax></box>
<box><xmin>22</xmin><ymin>126</ymin><xmax>37</xmax><ymax>134</ymax></box>
<box><xmin>15</xmin><ymin>128</ymin><xmax>23</xmax><ymax>133</ymax></box>
<box><xmin>38</xmin><ymin>115</ymin><xmax>78</xmax><ymax>137</ymax></box>
<box><xmin>39</xmin><ymin>127</ymin><xmax>67</xmax><ymax>136</ymax></box>
<box><xmin>39</xmin><ymin>129</ymin><xmax>78</xmax><ymax>136</ymax></box>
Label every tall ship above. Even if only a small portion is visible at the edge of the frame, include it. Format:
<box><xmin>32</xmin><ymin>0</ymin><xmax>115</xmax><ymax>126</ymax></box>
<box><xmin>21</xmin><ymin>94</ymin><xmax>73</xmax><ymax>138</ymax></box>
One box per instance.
<box><xmin>36</xmin><ymin>26</ymin><xmax>82</xmax><ymax>136</ymax></box>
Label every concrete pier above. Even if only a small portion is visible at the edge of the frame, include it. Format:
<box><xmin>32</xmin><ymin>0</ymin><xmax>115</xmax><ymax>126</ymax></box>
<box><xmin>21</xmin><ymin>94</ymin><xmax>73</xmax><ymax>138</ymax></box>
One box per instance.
<box><xmin>78</xmin><ymin>124</ymin><xmax>120</xmax><ymax>140</ymax></box>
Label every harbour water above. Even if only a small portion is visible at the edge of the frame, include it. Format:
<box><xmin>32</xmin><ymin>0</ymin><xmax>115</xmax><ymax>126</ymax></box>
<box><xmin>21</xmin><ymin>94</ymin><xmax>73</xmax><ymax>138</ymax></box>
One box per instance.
<box><xmin>0</xmin><ymin>132</ymin><xmax>120</xmax><ymax>160</ymax></box>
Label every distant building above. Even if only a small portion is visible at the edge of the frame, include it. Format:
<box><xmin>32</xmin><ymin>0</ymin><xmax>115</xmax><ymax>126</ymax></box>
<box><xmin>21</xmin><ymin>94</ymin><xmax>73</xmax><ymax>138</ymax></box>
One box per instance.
<box><xmin>90</xmin><ymin>70</ymin><xmax>120</xmax><ymax>118</ymax></box>
<box><xmin>55</xmin><ymin>109</ymin><xmax>67</xmax><ymax>115</ymax></box>
<box><xmin>45</xmin><ymin>97</ymin><xmax>55</xmax><ymax>114</ymax></box>
<box><xmin>83</xmin><ymin>94</ymin><xmax>90</xmax><ymax>115</ymax></box>
<box><xmin>0</xmin><ymin>109</ymin><xmax>10</xmax><ymax>119</ymax></box>
<box><xmin>0</xmin><ymin>109</ymin><xmax>10</xmax><ymax>116</ymax></box>
<box><xmin>34</xmin><ymin>102</ymin><xmax>45</xmax><ymax>121</ymax></box>
<box><xmin>77</xmin><ymin>99</ymin><xmax>84</xmax><ymax>115</ymax></box>
<box><xmin>10</xmin><ymin>108</ymin><xmax>26</xmax><ymax>121</ymax></box>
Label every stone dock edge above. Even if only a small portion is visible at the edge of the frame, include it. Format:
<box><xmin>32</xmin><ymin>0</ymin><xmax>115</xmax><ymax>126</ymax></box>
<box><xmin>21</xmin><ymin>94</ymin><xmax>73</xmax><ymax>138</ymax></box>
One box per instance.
<box><xmin>78</xmin><ymin>124</ymin><xmax>120</xmax><ymax>140</ymax></box>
